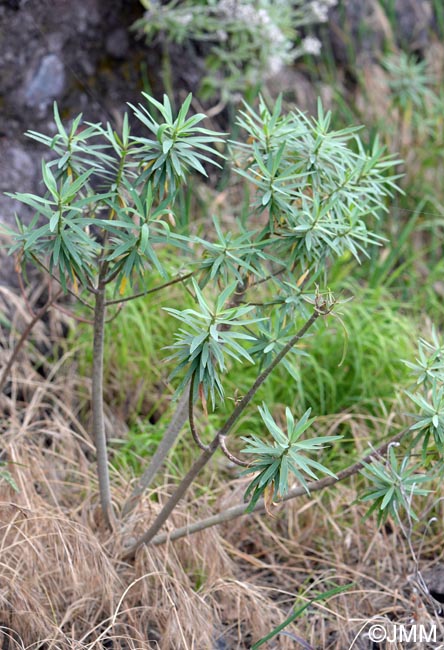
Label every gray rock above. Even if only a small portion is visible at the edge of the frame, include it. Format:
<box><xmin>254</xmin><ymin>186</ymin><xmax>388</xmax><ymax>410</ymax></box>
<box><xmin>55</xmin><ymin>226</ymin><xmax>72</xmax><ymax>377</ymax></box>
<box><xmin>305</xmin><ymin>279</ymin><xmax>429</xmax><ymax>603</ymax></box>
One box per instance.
<box><xmin>0</xmin><ymin>143</ymin><xmax>40</xmax><ymax>287</ymax></box>
<box><xmin>213</xmin><ymin>638</ymin><xmax>230</xmax><ymax>650</ymax></box>
<box><xmin>420</xmin><ymin>564</ymin><xmax>444</xmax><ymax>604</ymax></box>
<box><xmin>0</xmin><ymin>144</ymin><xmax>36</xmax><ymax>226</ymax></box>
<box><xmin>24</xmin><ymin>54</ymin><xmax>65</xmax><ymax>113</ymax></box>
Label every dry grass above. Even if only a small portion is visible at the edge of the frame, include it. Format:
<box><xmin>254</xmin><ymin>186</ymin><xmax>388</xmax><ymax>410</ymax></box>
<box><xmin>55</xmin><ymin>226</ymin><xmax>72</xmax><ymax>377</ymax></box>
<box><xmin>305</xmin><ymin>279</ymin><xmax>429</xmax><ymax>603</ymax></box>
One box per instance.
<box><xmin>0</xmin><ymin>290</ymin><xmax>443</xmax><ymax>650</ymax></box>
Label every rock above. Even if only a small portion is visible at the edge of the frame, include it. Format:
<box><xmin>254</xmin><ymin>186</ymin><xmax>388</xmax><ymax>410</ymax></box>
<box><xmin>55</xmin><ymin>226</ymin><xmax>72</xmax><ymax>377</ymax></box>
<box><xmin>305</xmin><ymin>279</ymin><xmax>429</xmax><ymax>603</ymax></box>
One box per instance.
<box><xmin>420</xmin><ymin>564</ymin><xmax>444</xmax><ymax>605</ymax></box>
<box><xmin>329</xmin><ymin>0</ymin><xmax>394</xmax><ymax>66</ymax></box>
<box><xmin>0</xmin><ymin>144</ymin><xmax>37</xmax><ymax>228</ymax></box>
<box><xmin>213</xmin><ymin>632</ymin><xmax>230</xmax><ymax>650</ymax></box>
<box><xmin>3</xmin><ymin>0</ymin><xmax>22</xmax><ymax>9</ymax></box>
<box><xmin>0</xmin><ymin>142</ymin><xmax>40</xmax><ymax>287</ymax></box>
<box><xmin>106</xmin><ymin>28</ymin><xmax>130</xmax><ymax>59</ymax></box>
<box><xmin>394</xmin><ymin>0</ymin><xmax>433</xmax><ymax>51</ymax></box>
<box><xmin>24</xmin><ymin>54</ymin><xmax>66</xmax><ymax>114</ymax></box>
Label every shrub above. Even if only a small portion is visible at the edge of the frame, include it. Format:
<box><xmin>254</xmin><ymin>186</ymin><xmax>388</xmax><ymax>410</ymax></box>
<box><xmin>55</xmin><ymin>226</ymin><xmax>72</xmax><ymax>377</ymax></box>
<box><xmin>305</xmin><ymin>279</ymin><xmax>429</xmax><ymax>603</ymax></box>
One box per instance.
<box><xmin>3</xmin><ymin>91</ymin><xmax>439</xmax><ymax>561</ymax></box>
<box><xmin>134</xmin><ymin>0</ymin><xmax>336</xmax><ymax>102</ymax></box>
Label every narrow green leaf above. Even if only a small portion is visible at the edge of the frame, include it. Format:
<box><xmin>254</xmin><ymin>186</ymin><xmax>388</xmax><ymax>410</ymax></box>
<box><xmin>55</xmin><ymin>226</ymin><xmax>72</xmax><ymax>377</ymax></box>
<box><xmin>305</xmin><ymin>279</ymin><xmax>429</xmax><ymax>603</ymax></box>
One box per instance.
<box><xmin>49</xmin><ymin>213</ymin><xmax>60</xmax><ymax>233</ymax></box>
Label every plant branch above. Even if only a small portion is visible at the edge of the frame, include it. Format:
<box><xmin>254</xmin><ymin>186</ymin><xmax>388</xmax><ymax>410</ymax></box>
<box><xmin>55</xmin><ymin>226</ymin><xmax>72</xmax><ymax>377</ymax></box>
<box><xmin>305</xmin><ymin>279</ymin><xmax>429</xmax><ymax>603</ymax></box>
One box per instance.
<box><xmin>121</xmin><ymin>386</ymin><xmax>190</xmax><ymax>517</ymax></box>
<box><xmin>121</xmin><ymin>304</ymin><xmax>326</xmax><ymax>559</ymax></box>
<box><xmin>85</xmin><ymin>277</ymin><xmax>99</xmax><ymax>295</ymax></box>
<box><xmin>122</xmin><ymin>433</ymin><xmax>221</xmax><ymax>559</ymax></box>
<box><xmin>121</xmin><ymin>275</ymin><xmax>250</xmax><ymax>517</ymax></box>
<box><xmin>51</xmin><ymin>301</ymin><xmax>123</xmax><ymax>326</ymax></box>
<box><xmin>29</xmin><ymin>254</ymin><xmax>95</xmax><ymax>309</ymax></box>
<box><xmin>52</xmin><ymin>302</ymin><xmax>95</xmax><ymax>325</ymax></box>
<box><xmin>0</xmin><ymin>288</ymin><xmax>63</xmax><ymax>394</ymax></box>
<box><xmin>218</xmin><ymin>435</ymin><xmax>250</xmax><ymax>466</ymax></box>
<box><xmin>105</xmin><ymin>304</ymin><xmax>124</xmax><ymax>325</ymax></box>
<box><xmin>248</xmin><ymin>267</ymin><xmax>285</xmax><ymax>289</ymax></box>
<box><xmin>105</xmin><ymin>271</ymin><xmax>194</xmax><ymax>306</ymax></box>
<box><xmin>146</xmin><ymin>427</ymin><xmax>410</xmax><ymax>546</ymax></box>
<box><xmin>91</xmin><ymin>269</ymin><xmax>115</xmax><ymax>530</ymax></box>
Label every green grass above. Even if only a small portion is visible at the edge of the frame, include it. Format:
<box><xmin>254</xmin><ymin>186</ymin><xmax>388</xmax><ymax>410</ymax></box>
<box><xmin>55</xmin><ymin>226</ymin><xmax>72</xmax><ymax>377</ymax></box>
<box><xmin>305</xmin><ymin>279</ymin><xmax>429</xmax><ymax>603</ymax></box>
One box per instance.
<box><xmin>279</xmin><ymin>287</ymin><xmax>416</xmax><ymax>414</ymax></box>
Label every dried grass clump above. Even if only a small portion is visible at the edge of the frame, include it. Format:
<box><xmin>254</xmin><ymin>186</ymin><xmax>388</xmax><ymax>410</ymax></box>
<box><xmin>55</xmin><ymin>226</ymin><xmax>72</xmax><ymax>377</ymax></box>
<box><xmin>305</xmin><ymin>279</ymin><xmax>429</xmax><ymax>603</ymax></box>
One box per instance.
<box><xmin>0</xmin><ymin>494</ymin><xmax>120</xmax><ymax>646</ymax></box>
<box><xmin>0</xmin><ymin>291</ymin><xmax>299</xmax><ymax>649</ymax></box>
<box><xmin>0</xmin><ymin>434</ymin><xmax>299</xmax><ymax>649</ymax></box>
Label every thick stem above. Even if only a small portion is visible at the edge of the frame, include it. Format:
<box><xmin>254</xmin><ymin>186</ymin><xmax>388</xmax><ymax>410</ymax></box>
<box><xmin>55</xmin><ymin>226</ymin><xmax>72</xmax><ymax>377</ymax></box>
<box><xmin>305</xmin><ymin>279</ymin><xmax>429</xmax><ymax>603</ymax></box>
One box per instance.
<box><xmin>92</xmin><ymin>284</ymin><xmax>114</xmax><ymax>529</ymax></box>
<box><xmin>122</xmin><ymin>434</ymin><xmax>220</xmax><ymax>559</ymax></box>
<box><xmin>122</xmin><ymin>307</ymin><xmax>323</xmax><ymax>559</ymax></box>
<box><xmin>146</xmin><ymin>427</ymin><xmax>410</xmax><ymax>546</ymax></box>
<box><xmin>121</xmin><ymin>386</ymin><xmax>190</xmax><ymax>517</ymax></box>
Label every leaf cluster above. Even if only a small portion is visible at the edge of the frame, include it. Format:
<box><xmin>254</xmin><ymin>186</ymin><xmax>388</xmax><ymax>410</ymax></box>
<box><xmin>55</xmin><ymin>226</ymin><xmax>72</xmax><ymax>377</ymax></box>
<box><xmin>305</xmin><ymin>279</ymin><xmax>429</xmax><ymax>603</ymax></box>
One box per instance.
<box><xmin>404</xmin><ymin>329</ymin><xmax>444</xmax><ymax>459</ymax></box>
<box><xmin>360</xmin><ymin>331</ymin><xmax>444</xmax><ymax>525</ymax></box>
<box><xmin>383</xmin><ymin>52</ymin><xmax>436</xmax><ymax>113</ymax></box>
<box><xmin>402</xmin><ymin>327</ymin><xmax>444</xmax><ymax>388</ymax></box>
<box><xmin>128</xmin><ymin>93</ymin><xmax>225</xmax><ymax>195</ymax></box>
<box><xmin>5</xmin><ymin>95</ymin><xmax>222</xmax><ymax>294</ymax></box>
<box><xmin>360</xmin><ymin>444</ymin><xmax>430</xmax><ymax>525</ymax></box>
<box><xmin>165</xmin><ymin>280</ymin><xmax>261</xmax><ymax>405</ymax></box>
<box><xmin>241</xmin><ymin>403</ymin><xmax>341</xmax><ymax>511</ymax></box>
<box><xmin>407</xmin><ymin>383</ymin><xmax>444</xmax><ymax>458</ymax></box>
<box><xmin>231</xmin><ymin>96</ymin><xmax>401</xmax><ymax>268</ymax></box>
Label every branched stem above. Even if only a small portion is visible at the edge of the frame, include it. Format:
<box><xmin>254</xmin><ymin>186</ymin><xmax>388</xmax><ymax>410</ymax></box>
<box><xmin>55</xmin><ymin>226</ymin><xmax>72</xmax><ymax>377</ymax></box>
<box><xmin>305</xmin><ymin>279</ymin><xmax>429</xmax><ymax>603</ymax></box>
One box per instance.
<box><xmin>105</xmin><ymin>272</ymin><xmax>194</xmax><ymax>306</ymax></box>
<box><xmin>218</xmin><ymin>435</ymin><xmax>249</xmax><ymax>466</ymax></box>
<box><xmin>122</xmin><ymin>305</ymin><xmax>326</xmax><ymax>559</ymax></box>
<box><xmin>146</xmin><ymin>427</ymin><xmax>410</xmax><ymax>546</ymax></box>
<box><xmin>121</xmin><ymin>275</ymin><xmax>251</xmax><ymax>517</ymax></box>
<box><xmin>51</xmin><ymin>302</ymin><xmax>123</xmax><ymax>326</ymax></box>
<box><xmin>52</xmin><ymin>302</ymin><xmax>95</xmax><ymax>325</ymax></box>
